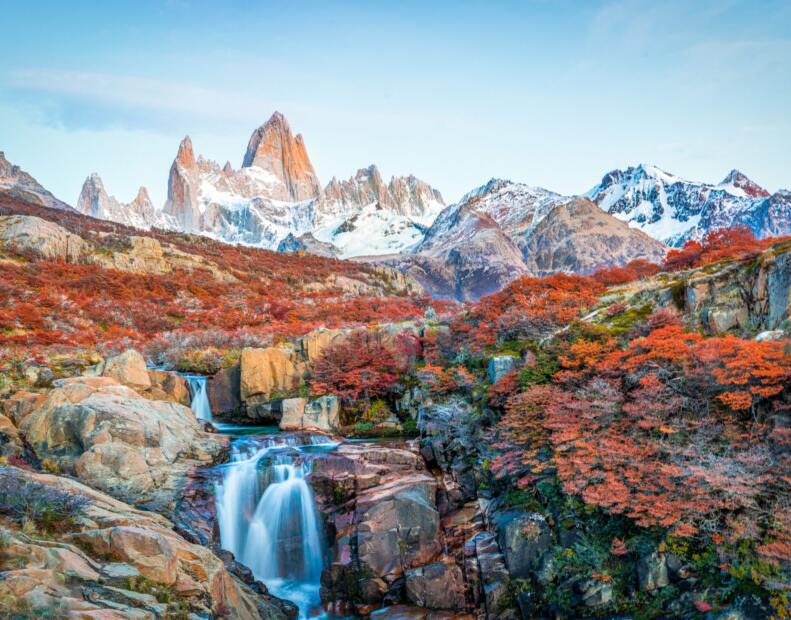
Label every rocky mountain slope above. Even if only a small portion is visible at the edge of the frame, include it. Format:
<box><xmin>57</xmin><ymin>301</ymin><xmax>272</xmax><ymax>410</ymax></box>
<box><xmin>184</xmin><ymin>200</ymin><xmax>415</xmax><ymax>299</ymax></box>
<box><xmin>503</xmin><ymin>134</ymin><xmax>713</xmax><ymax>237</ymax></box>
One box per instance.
<box><xmin>0</xmin><ymin>151</ymin><xmax>72</xmax><ymax>211</ymax></box>
<box><xmin>587</xmin><ymin>164</ymin><xmax>791</xmax><ymax>245</ymax></box>
<box><xmin>373</xmin><ymin>183</ymin><xmax>667</xmax><ymax>300</ymax></box>
<box><xmin>521</xmin><ymin>197</ymin><xmax>667</xmax><ymax>276</ymax></box>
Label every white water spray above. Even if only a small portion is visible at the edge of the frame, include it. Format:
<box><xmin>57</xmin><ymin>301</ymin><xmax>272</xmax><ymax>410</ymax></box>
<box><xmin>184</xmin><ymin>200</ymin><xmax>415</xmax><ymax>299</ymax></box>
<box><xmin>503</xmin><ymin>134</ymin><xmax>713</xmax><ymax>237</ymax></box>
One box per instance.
<box><xmin>215</xmin><ymin>434</ymin><xmax>336</xmax><ymax>618</ymax></box>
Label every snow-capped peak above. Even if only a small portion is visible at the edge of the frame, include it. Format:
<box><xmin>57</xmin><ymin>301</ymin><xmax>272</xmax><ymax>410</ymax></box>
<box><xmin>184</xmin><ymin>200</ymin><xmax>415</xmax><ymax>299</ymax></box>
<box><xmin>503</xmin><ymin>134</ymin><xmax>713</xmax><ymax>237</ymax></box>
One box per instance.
<box><xmin>716</xmin><ymin>169</ymin><xmax>769</xmax><ymax>198</ymax></box>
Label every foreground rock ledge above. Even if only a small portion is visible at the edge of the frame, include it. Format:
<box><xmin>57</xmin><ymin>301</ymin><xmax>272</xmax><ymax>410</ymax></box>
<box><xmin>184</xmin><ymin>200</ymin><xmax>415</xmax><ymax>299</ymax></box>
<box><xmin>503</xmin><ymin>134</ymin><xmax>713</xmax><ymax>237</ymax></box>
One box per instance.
<box><xmin>0</xmin><ymin>466</ymin><xmax>295</xmax><ymax>619</ymax></box>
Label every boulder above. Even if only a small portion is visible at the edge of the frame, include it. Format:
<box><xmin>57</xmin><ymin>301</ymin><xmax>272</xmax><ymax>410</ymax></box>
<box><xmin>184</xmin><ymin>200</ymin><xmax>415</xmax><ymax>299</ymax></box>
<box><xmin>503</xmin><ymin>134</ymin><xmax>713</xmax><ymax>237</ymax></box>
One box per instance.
<box><xmin>637</xmin><ymin>551</ymin><xmax>669</xmax><ymax>591</ymax></box>
<box><xmin>101</xmin><ymin>350</ymin><xmax>151</xmax><ymax>389</ymax></box>
<box><xmin>17</xmin><ymin>376</ymin><xmax>223</xmax><ymax>506</ymax></box>
<box><xmin>487</xmin><ymin>355</ymin><xmax>520</xmax><ymax>384</ymax></box>
<box><xmin>240</xmin><ymin>346</ymin><xmax>305</xmax><ymax>402</ymax></box>
<box><xmin>99</xmin><ymin>236</ymin><xmax>168</xmax><ymax>275</ymax></box>
<box><xmin>207</xmin><ymin>364</ymin><xmax>241</xmax><ymax>417</ymax></box>
<box><xmin>493</xmin><ymin>511</ymin><xmax>552</xmax><ymax>579</ymax></box>
<box><xmin>405</xmin><ymin>562</ymin><xmax>466</xmax><ymax>611</ymax></box>
<box><xmin>0</xmin><ymin>215</ymin><xmax>86</xmax><ymax>262</ymax></box>
<box><xmin>279</xmin><ymin>395</ymin><xmax>340</xmax><ymax>433</ymax></box>
<box><xmin>355</xmin><ymin>474</ymin><xmax>441</xmax><ymax>578</ymax></box>
<box><xmin>146</xmin><ymin>369</ymin><xmax>190</xmax><ymax>405</ymax></box>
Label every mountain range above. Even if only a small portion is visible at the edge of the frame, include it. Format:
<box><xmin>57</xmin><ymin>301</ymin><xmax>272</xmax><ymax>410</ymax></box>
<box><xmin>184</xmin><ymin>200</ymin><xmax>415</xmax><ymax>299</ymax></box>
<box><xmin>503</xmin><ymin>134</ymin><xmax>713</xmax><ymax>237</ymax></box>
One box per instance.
<box><xmin>2</xmin><ymin>112</ymin><xmax>788</xmax><ymax>299</ymax></box>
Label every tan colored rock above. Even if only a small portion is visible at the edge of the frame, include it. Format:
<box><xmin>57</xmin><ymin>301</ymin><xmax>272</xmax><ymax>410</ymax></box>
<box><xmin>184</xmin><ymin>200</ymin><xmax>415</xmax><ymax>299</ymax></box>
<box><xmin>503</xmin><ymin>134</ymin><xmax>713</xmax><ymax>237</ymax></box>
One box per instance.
<box><xmin>146</xmin><ymin>369</ymin><xmax>190</xmax><ymax>405</ymax></box>
<box><xmin>278</xmin><ymin>395</ymin><xmax>340</xmax><ymax>433</ymax></box>
<box><xmin>93</xmin><ymin>236</ymin><xmax>168</xmax><ymax>275</ymax></box>
<box><xmin>101</xmin><ymin>349</ymin><xmax>151</xmax><ymax>389</ymax></box>
<box><xmin>17</xmin><ymin>376</ymin><xmax>223</xmax><ymax>505</ymax></box>
<box><xmin>0</xmin><ymin>214</ymin><xmax>85</xmax><ymax>261</ymax></box>
<box><xmin>1</xmin><ymin>390</ymin><xmax>47</xmax><ymax>426</ymax></box>
<box><xmin>240</xmin><ymin>346</ymin><xmax>304</xmax><ymax>402</ymax></box>
<box><xmin>300</xmin><ymin>327</ymin><xmax>346</xmax><ymax>363</ymax></box>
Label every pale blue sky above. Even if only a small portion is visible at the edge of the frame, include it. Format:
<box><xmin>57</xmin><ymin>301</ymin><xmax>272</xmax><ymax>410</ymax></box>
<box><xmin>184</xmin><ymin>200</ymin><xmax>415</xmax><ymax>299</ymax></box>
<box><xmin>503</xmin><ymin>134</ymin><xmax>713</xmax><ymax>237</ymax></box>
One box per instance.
<box><xmin>1</xmin><ymin>0</ymin><xmax>789</xmax><ymax>207</ymax></box>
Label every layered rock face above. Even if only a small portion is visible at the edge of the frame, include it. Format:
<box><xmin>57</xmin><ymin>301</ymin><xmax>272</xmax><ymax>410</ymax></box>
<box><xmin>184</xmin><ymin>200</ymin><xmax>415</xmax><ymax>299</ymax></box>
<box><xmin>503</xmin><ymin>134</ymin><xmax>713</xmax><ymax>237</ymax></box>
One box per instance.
<box><xmin>587</xmin><ymin>164</ymin><xmax>791</xmax><ymax>245</ymax></box>
<box><xmin>649</xmin><ymin>242</ymin><xmax>791</xmax><ymax>336</ymax></box>
<box><xmin>0</xmin><ymin>151</ymin><xmax>72</xmax><ymax>210</ymax></box>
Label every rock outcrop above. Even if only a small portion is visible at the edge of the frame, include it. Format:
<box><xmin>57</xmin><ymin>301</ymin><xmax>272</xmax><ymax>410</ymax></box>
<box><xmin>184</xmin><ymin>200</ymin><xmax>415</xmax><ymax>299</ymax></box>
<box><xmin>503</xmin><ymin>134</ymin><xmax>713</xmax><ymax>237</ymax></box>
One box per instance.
<box><xmin>645</xmin><ymin>242</ymin><xmax>791</xmax><ymax>335</ymax></box>
<box><xmin>0</xmin><ymin>214</ymin><xmax>85</xmax><ymax>261</ymax></box>
<box><xmin>278</xmin><ymin>395</ymin><xmax>340</xmax><ymax>434</ymax></box>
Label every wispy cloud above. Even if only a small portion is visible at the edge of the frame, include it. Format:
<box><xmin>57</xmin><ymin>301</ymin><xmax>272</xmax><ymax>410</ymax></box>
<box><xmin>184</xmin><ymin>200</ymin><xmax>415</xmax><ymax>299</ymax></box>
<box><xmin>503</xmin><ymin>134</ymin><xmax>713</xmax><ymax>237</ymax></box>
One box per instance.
<box><xmin>2</xmin><ymin>69</ymin><xmax>278</xmax><ymax>131</ymax></box>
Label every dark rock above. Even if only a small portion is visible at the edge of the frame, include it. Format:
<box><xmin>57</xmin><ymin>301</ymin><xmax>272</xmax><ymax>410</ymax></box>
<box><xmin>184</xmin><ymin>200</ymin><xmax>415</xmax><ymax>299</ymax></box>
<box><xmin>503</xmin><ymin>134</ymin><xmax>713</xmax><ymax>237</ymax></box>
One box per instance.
<box><xmin>405</xmin><ymin>562</ymin><xmax>466</xmax><ymax>611</ymax></box>
<box><xmin>207</xmin><ymin>364</ymin><xmax>241</xmax><ymax>417</ymax></box>
<box><xmin>577</xmin><ymin>576</ymin><xmax>614</xmax><ymax>608</ymax></box>
<box><xmin>492</xmin><ymin>511</ymin><xmax>552</xmax><ymax>579</ymax></box>
<box><xmin>637</xmin><ymin>551</ymin><xmax>669</xmax><ymax>591</ymax></box>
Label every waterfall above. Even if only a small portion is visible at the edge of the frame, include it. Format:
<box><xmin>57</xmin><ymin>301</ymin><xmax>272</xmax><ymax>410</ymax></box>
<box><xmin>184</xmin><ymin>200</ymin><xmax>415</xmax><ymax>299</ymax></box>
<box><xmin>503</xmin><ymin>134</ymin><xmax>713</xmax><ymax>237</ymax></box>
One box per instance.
<box><xmin>216</xmin><ymin>434</ymin><xmax>336</xmax><ymax>618</ymax></box>
<box><xmin>185</xmin><ymin>376</ymin><xmax>212</xmax><ymax>422</ymax></box>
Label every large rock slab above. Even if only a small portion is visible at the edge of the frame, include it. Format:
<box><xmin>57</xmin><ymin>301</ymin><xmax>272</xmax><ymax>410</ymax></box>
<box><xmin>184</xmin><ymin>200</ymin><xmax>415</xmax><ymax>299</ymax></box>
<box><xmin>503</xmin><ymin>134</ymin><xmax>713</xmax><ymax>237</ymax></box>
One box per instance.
<box><xmin>299</xmin><ymin>327</ymin><xmax>346</xmax><ymax>363</ymax></box>
<box><xmin>146</xmin><ymin>369</ymin><xmax>190</xmax><ymax>405</ymax></box>
<box><xmin>492</xmin><ymin>511</ymin><xmax>552</xmax><ymax>579</ymax></box>
<box><xmin>17</xmin><ymin>376</ymin><xmax>223</xmax><ymax>506</ymax></box>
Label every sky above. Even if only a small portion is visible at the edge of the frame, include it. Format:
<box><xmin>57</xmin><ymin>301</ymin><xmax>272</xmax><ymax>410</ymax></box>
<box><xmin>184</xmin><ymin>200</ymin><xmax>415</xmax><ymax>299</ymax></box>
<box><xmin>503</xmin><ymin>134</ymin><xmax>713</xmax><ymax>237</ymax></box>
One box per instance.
<box><xmin>1</xmin><ymin>0</ymin><xmax>789</xmax><ymax>207</ymax></box>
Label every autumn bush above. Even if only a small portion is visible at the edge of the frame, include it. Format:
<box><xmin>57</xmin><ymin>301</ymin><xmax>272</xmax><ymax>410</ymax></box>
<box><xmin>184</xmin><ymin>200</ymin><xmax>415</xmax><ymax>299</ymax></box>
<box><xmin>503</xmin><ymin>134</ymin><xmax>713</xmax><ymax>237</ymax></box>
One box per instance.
<box><xmin>663</xmin><ymin>226</ymin><xmax>787</xmax><ymax>272</ymax></box>
<box><xmin>310</xmin><ymin>329</ymin><xmax>419</xmax><ymax>404</ymax></box>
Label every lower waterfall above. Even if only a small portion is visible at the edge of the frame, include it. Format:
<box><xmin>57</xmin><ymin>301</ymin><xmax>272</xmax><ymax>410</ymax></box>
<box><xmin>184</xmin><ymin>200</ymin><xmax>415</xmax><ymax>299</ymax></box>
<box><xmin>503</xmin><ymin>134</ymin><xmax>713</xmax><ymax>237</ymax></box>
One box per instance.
<box><xmin>215</xmin><ymin>434</ymin><xmax>334</xmax><ymax>618</ymax></box>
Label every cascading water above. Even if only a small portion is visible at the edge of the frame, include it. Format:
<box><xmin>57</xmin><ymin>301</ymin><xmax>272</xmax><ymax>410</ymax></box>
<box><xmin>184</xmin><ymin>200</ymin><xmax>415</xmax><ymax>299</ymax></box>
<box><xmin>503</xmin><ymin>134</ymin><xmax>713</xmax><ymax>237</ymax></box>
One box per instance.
<box><xmin>185</xmin><ymin>376</ymin><xmax>212</xmax><ymax>422</ymax></box>
<box><xmin>215</xmin><ymin>434</ymin><xmax>335</xmax><ymax>618</ymax></box>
